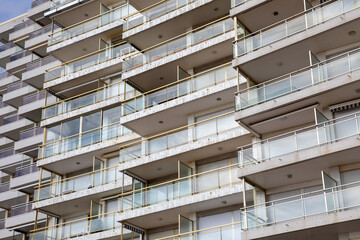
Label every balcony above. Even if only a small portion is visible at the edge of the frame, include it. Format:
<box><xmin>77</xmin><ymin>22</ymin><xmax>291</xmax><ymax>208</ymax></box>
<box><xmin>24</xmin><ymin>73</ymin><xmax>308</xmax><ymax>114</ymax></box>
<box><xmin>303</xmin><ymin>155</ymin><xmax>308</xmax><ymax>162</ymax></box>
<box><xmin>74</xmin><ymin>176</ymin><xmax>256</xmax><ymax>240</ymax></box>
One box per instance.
<box><xmin>36</xmin><ymin>122</ymin><xmax>138</xmax><ymax>174</ymax></box>
<box><xmin>25</xmin><ymin>25</ymin><xmax>60</xmax><ymax>56</ymax></box>
<box><xmin>0</xmin><ymin>114</ymin><xmax>34</xmax><ymax>141</ymax></box>
<box><xmin>0</xmin><ymin>13</ymin><xmax>27</xmax><ymax>42</ymax></box>
<box><xmin>118</xmin><ymin>112</ymin><xmax>250</xmax><ymax>179</ymax></box>
<box><xmin>237</xmin><ymin>112</ymin><xmax>360</xmax><ymax>190</ymax></box>
<box><xmin>234</xmin><ymin>47</ymin><xmax>360</xmax><ymax>135</ymax></box>
<box><xmin>0</xmin><ymin>148</ymin><xmax>31</xmax><ymax>174</ymax></box>
<box><xmin>47</xmin><ymin>3</ymin><xmax>129</xmax><ymax>61</ymax></box>
<box><xmin>233</xmin><ymin>0</ymin><xmax>360</xmax><ymax>82</ymax></box>
<box><xmin>241</xmin><ymin>181</ymin><xmax>360</xmax><ymax>239</ymax></box>
<box><xmin>14</xmin><ymin>127</ymin><xmax>44</xmax><ymax>156</ymax></box>
<box><xmin>19</xmin><ymin>91</ymin><xmax>50</xmax><ymax>122</ymax></box>
<box><xmin>0</xmin><ymin>226</ymin><xmax>22</xmax><ymax>240</ymax></box>
<box><xmin>29</xmin><ymin>213</ymin><xmax>140</xmax><ymax>240</ymax></box>
<box><xmin>22</xmin><ymin>56</ymin><xmax>60</xmax><ymax>89</ymax></box>
<box><xmin>9</xmin><ymin>20</ymin><xmax>41</xmax><ymax>45</ymax></box>
<box><xmin>121</xmin><ymin>63</ymin><xmax>242</xmax><ymax>136</ymax></box>
<box><xmin>122</xmin><ymin>17</ymin><xmax>234</xmax><ymax>91</ymax></box>
<box><xmin>0</xmin><ymin>71</ymin><xmax>19</xmax><ymax>89</ymax></box>
<box><xmin>27</xmin><ymin>0</ymin><xmax>51</xmax><ymax>26</ymax></box>
<box><xmin>155</xmin><ymin>221</ymin><xmax>242</xmax><ymax>240</ymax></box>
<box><xmin>3</xmin><ymin>81</ymin><xmax>37</xmax><ymax>107</ymax></box>
<box><xmin>0</xmin><ymin>182</ymin><xmax>27</xmax><ymax>209</ymax></box>
<box><xmin>41</xmin><ymin>80</ymin><xmax>137</xmax><ymax>126</ymax></box>
<box><xmin>33</xmin><ymin>165</ymin><xmax>131</xmax><ymax>216</ymax></box>
<box><xmin>0</xmin><ymin>101</ymin><xmax>17</xmax><ymax>121</ymax></box>
<box><xmin>123</xmin><ymin>0</ymin><xmax>230</xmax><ymax>50</ymax></box>
<box><xmin>0</xmin><ymin>137</ymin><xmax>13</xmax><ymax>150</ymax></box>
<box><xmin>0</xmin><ymin>43</ymin><xmax>22</xmax><ymax>68</ymax></box>
<box><xmin>6</xmin><ymin>50</ymin><xmax>40</xmax><ymax>76</ymax></box>
<box><xmin>117</xmin><ymin>163</ymin><xmax>243</xmax><ymax>229</ymax></box>
<box><xmin>44</xmin><ymin>43</ymin><xmax>136</xmax><ymax>92</ymax></box>
<box><xmin>5</xmin><ymin>202</ymin><xmax>47</xmax><ymax>232</ymax></box>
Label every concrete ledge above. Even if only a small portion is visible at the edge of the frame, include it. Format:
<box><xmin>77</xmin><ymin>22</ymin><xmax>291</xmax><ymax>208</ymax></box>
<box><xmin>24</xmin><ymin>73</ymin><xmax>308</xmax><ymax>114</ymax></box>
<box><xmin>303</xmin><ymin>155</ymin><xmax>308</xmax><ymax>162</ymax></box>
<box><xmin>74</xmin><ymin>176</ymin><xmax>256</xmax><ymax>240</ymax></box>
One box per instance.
<box><xmin>238</xmin><ymin>136</ymin><xmax>360</xmax><ymax>178</ymax></box>
<box><xmin>242</xmin><ymin>206</ymin><xmax>360</xmax><ymax>239</ymax></box>
<box><xmin>230</xmin><ymin>0</ymin><xmax>270</xmax><ymax>17</ymax></box>
<box><xmin>123</xmin><ymin>0</ymin><xmax>213</xmax><ymax>38</ymax></box>
<box><xmin>122</xmin><ymin>31</ymin><xmax>234</xmax><ymax>79</ymax></box>
<box><xmin>47</xmin><ymin>18</ymin><xmax>124</xmax><ymax>53</ymax></box>
<box><xmin>119</xmin><ymin>128</ymin><xmax>247</xmax><ymax>171</ymax></box>
<box><xmin>43</xmin><ymin>54</ymin><xmax>125</xmax><ymax>89</ymax></box>
<box><xmin>0</xmin><ymin>228</ymin><xmax>22</xmax><ymax>240</ymax></box>
<box><xmin>235</xmin><ymin>69</ymin><xmax>360</xmax><ymax>123</ymax></box>
<box><xmin>5</xmin><ymin>211</ymin><xmax>46</xmax><ymax>229</ymax></box>
<box><xmin>37</xmin><ymin>133</ymin><xmax>140</xmax><ymax>167</ymax></box>
<box><xmin>41</xmin><ymin>95</ymin><xmax>124</xmax><ymax>127</ymax></box>
<box><xmin>232</xmin><ymin>8</ymin><xmax>360</xmax><ymax>68</ymax></box>
<box><xmin>70</xmin><ymin>227</ymin><xmax>122</xmax><ymax>240</ymax></box>
<box><xmin>121</xmin><ymin>79</ymin><xmax>238</xmax><ymax>124</ymax></box>
<box><xmin>116</xmin><ymin>183</ymin><xmax>243</xmax><ymax>222</ymax></box>
<box><xmin>33</xmin><ymin>178</ymin><xmax>131</xmax><ymax>209</ymax></box>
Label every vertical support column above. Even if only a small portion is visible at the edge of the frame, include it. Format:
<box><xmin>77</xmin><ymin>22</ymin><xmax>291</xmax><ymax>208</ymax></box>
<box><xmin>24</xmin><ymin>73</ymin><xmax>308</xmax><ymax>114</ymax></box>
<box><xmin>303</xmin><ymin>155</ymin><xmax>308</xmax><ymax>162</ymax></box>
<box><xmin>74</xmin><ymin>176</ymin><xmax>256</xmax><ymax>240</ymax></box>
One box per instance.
<box><xmin>186</xmin><ymin>27</ymin><xmax>193</xmax><ymax>48</ymax></box>
<box><xmin>187</xmin><ymin>114</ymin><xmax>195</xmax><ymax>142</ymax></box>
<box><xmin>141</xmin><ymin>138</ymin><xmax>147</xmax><ymax>156</ymax></box>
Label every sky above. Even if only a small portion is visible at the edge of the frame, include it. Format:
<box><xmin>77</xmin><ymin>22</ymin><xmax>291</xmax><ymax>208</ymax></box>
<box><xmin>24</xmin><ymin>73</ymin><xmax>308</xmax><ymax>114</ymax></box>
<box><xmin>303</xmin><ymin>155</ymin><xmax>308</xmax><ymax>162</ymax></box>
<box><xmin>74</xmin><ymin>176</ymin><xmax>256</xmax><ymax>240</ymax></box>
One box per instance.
<box><xmin>0</xmin><ymin>0</ymin><xmax>34</xmax><ymax>23</ymax></box>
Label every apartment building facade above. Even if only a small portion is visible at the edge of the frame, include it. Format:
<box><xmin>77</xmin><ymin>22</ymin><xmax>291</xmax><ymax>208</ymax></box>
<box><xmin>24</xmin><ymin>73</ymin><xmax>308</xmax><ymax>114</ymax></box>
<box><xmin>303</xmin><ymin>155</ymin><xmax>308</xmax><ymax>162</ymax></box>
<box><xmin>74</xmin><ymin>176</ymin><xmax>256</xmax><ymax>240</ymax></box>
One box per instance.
<box><xmin>0</xmin><ymin>0</ymin><xmax>359</xmax><ymax>239</ymax></box>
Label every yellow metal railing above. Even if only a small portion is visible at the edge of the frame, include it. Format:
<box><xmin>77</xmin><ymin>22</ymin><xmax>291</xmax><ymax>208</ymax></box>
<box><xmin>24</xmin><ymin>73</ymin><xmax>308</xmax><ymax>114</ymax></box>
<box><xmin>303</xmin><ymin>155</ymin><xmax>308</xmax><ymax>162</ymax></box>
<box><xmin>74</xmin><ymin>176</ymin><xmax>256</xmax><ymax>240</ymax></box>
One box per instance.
<box><xmin>118</xmin><ymin>163</ymin><xmax>241</xmax><ymax>212</ymax></box>
<box><xmin>29</xmin><ymin>211</ymin><xmax>140</xmax><ymax>240</ymax></box>
<box><xmin>155</xmin><ymin>221</ymin><xmax>243</xmax><ymax>240</ymax></box>
<box><xmin>34</xmin><ymin>165</ymin><xmax>127</xmax><ymax>201</ymax></box>
<box><xmin>119</xmin><ymin>111</ymin><xmax>245</xmax><ymax>163</ymax></box>
<box><xmin>45</xmin><ymin>42</ymin><xmax>135</xmax><ymax>82</ymax></box>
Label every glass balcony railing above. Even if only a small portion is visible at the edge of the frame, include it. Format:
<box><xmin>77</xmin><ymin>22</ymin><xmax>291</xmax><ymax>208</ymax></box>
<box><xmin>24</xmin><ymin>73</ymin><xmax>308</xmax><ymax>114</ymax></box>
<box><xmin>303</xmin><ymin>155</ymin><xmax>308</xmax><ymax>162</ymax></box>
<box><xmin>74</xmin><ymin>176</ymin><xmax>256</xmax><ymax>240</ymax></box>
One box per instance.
<box><xmin>15</xmin><ymin>163</ymin><xmax>39</xmax><ymax>177</ymax></box>
<box><xmin>39</xmin><ymin>122</ymin><xmax>132</xmax><ymax>159</ymax></box>
<box><xmin>19</xmin><ymin>127</ymin><xmax>44</xmax><ymax>140</ymax></box>
<box><xmin>0</xmin><ymin>219</ymin><xmax>5</xmax><ymax>230</ymax></box>
<box><xmin>45</xmin><ymin>43</ymin><xmax>136</xmax><ymax>82</ymax></box>
<box><xmin>0</xmin><ymin>71</ymin><xmax>11</xmax><ymax>80</ymax></box>
<box><xmin>34</xmin><ymin>165</ymin><xmax>127</xmax><ymax>201</ymax></box>
<box><xmin>230</xmin><ymin>0</ymin><xmax>250</xmax><ymax>8</ymax></box>
<box><xmin>238</xmin><ymin>112</ymin><xmax>360</xmax><ymax>167</ymax></box>
<box><xmin>122</xmin><ymin>63</ymin><xmax>239</xmax><ymax>116</ymax></box>
<box><xmin>156</xmin><ymin>221</ymin><xmax>242</xmax><ymax>240</ymax></box>
<box><xmin>0</xmin><ymin>182</ymin><xmax>10</xmax><ymax>193</ymax></box>
<box><xmin>29</xmin><ymin>212</ymin><xmax>140</xmax><ymax>240</ymax></box>
<box><xmin>23</xmin><ymin>91</ymin><xmax>46</xmax><ymax>105</ymax></box>
<box><xmin>3</xmin><ymin>114</ymin><xmax>24</xmax><ymax>125</ymax></box>
<box><xmin>0</xmin><ymin>42</ymin><xmax>15</xmax><ymax>53</ymax></box>
<box><xmin>32</xmin><ymin>0</ymin><xmax>49</xmax><ymax>8</ymax></box>
<box><xmin>7</xmin><ymin>81</ymin><xmax>29</xmax><ymax>93</ymax></box>
<box><xmin>42</xmin><ymin>80</ymin><xmax>139</xmax><ymax>119</ymax></box>
<box><xmin>49</xmin><ymin>4</ymin><xmax>129</xmax><ymax>45</ymax></box>
<box><xmin>42</xmin><ymin>62</ymin><xmax>238</xmax><ymax>120</ymax></box>
<box><xmin>13</xmin><ymin>20</ymin><xmax>36</xmax><ymax>33</ymax></box>
<box><xmin>241</xmin><ymin>180</ymin><xmax>360</xmax><ymax>230</ymax></box>
<box><xmin>123</xmin><ymin>0</ymin><xmax>199</xmax><ymax>31</ymax></box>
<box><xmin>120</xmin><ymin>112</ymin><xmax>244</xmax><ymax>163</ymax></box>
<box><xmin>122</xmin><ymin>17</ymin><xmax>234</xmax><ymax>72</ymax></box>
<box><xmin>29</xmin><ymin>24</ymin><xmax>59</xmax><ymax>40</ymax></box>
<box><xmin>234</xmin><ymin>0</ymin><xmax>360</xmax><ymax>57</ymax></box>
<box><xmin>26</xmin><ymin>56</ymin><xmax>58</xmax><ymax>72</ymax></box>
<box><xmin>120</xmin><ymin>163</ymin><xmax>241</xmax><ymax>212</ymax></box>
<box><xmin>9</xmin><ymin>50</ymin><xmax>32</xmax><ymax>62</ymax></box>
<box><xmin>235</xmin><ymin>47</ymin><xmax>360</xmax><ymax>110</ymax></box>
<box><xmin>10</xmin><ymin>202</ymin><xmax>33</xmax><ymax>216</ymax></box>
<box><xmin>0</xmin><ymin>147</ymin><xmax>16</xmax><ymax>158</ymax></box>
<box><xmin>49</xmin><ymin>0</ymin><xmax>89</xmax><ymax>10</ymax></box>
<box><xmin>0</xmin><ymin>101</ymin><xmax>8</xmax><ymax>108</ymax></box>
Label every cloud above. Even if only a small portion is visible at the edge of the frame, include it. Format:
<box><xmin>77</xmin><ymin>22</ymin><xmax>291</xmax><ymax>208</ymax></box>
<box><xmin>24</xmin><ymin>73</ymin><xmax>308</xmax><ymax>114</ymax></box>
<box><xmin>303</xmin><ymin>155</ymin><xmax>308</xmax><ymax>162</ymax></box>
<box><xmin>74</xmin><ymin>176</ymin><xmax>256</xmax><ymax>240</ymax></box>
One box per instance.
<box><xmin>0</xmin><ymin>0</ymin><xmax>33</xmax><ymax>23</ymax></box>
